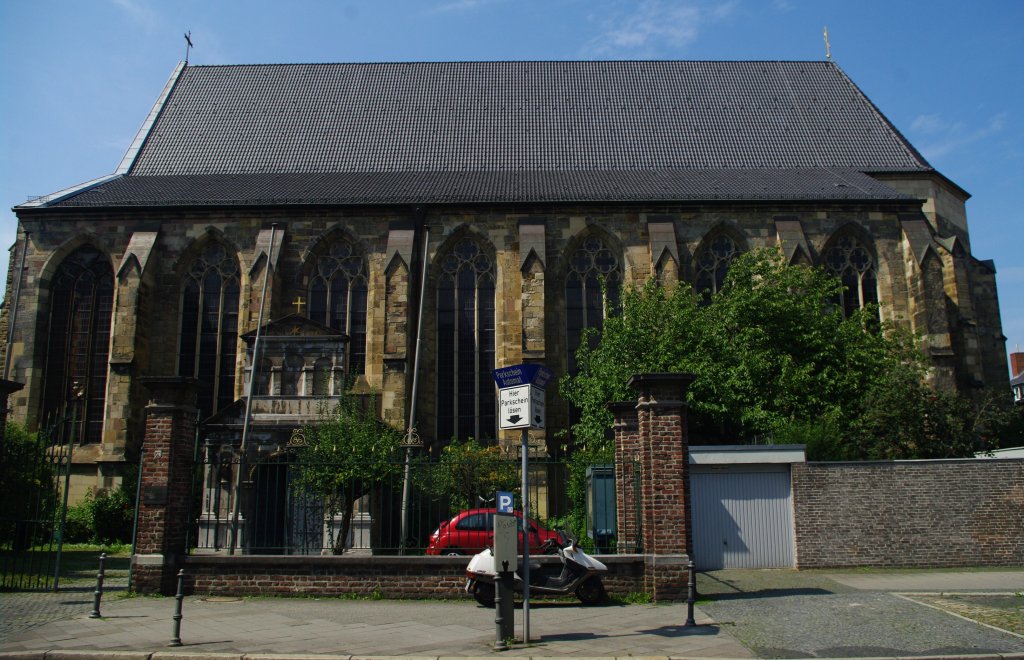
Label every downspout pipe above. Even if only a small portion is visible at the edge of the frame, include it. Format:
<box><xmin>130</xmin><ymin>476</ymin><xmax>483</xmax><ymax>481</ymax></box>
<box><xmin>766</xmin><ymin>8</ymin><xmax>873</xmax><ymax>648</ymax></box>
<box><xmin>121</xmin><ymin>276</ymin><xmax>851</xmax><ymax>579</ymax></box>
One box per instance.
<box><xmin>229</xmin><ymin>223</ymin><xmax>278</xmax><ymax>555</ymax></box>
<box><xmin>399</xmin><ymin>207</ymin><xmax>429</xmax><ymax>552</ymax></box>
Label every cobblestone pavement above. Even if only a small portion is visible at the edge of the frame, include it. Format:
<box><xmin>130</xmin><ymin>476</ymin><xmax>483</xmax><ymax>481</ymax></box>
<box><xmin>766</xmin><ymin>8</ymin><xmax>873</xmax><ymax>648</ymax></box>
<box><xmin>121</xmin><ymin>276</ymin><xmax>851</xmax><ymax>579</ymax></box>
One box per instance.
<box><xmin>698</xmin><ymin>569</ymin><xmax>1024</xmax><ymax>658</ymax></box>
<box><xmin>901</xmin><ymin>593</ymin><xmax>1024</xmax><ymax>637</ymax></box>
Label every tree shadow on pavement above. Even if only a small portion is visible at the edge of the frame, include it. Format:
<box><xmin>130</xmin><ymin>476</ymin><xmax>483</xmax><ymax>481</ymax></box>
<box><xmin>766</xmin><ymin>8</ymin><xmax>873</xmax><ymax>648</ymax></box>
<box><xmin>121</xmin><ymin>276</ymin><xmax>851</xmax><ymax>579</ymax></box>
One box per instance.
<box><xmin>698</xmin><ymin>571</ymin><xmax>837</xmax><ymax>601</ymax></box>
<box><xmin>639</xmin><ymin>624</ymin><xmax>725</xmax><ymax>637</ymax></box>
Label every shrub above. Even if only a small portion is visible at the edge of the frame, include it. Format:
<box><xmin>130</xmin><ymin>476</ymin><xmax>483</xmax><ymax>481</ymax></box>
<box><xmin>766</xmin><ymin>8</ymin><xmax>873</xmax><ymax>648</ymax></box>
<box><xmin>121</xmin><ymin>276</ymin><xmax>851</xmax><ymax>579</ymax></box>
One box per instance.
<box><xmin>62</xmin><ymin>487</ymin><xmax>134</xmax><ymax>545</ymax></box>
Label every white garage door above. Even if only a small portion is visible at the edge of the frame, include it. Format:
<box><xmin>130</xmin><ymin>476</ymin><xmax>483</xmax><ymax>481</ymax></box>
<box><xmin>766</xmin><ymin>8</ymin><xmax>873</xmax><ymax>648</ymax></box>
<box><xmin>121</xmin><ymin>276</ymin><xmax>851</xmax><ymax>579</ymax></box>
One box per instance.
<box><xmin>691</xmin><ymin>465</ymin><xmax>795</xmax><ymax>569</ymax></box>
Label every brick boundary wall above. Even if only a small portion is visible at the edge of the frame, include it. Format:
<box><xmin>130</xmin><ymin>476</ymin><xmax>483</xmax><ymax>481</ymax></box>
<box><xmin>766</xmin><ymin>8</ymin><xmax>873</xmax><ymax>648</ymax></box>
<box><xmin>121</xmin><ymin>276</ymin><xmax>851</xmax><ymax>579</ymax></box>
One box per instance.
<box><xmin>180</xmin><ymin>554</ymin><xmax>648</xmax><ymax>599</ymax></box>
<box><xmin>792</xmin><ymin>459</ymin><xmax>1024</xmax><ymax>568</ymax></box>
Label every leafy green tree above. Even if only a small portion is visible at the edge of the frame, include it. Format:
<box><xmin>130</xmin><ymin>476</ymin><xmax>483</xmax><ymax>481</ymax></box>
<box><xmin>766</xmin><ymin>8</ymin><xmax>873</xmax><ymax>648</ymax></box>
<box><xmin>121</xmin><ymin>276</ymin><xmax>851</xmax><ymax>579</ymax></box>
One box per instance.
<box><xmin>563</xmin><ymin>247</ymin><xmax>1000</xmax><ymax>461</ymax></box>
<box><xmin>0</xmin><ymin>423</ymin><xmax>57</xmax><ymax>550</ymax></box>
<box><xmin>292</xmin><ymin>393</ymin><xmax>402</xmax><ymax>554</ymax></box>
<box><xmin>416</xmin><ymin>438</ymin><xmax>519</xmax><ymax>511</ymax></box>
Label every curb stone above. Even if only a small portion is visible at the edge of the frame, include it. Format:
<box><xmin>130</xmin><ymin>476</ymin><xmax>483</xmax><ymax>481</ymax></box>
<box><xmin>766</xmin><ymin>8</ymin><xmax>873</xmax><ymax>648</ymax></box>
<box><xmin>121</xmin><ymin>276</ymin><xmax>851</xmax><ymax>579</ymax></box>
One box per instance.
<box><xmin>0</xmin><ymin>650</ymin><xmax>1019</xmax><ymax>654</ymax></box>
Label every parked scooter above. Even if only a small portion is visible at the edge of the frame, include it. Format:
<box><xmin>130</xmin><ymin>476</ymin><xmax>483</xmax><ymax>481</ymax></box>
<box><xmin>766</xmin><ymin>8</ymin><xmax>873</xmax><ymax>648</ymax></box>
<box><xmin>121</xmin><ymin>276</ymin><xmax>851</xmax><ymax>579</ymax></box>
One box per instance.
<box><xmin>465</xmin><ymin>531</ymin><xmax>608</xmax><ymax>606</ymax></box>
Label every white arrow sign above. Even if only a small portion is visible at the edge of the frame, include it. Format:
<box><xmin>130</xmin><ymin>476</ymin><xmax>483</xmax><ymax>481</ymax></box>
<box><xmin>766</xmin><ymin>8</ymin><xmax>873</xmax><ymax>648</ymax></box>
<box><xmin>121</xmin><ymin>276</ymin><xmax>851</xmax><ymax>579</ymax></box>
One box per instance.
<box><xmin>499</xmin><ymin>385</ymin><xmax>532</xmax><ymax>429</ymax></box>
<box><xmin>499</xmin><ymin>384</ymin><xmax>546</xmax><ymax>430</ymax></box>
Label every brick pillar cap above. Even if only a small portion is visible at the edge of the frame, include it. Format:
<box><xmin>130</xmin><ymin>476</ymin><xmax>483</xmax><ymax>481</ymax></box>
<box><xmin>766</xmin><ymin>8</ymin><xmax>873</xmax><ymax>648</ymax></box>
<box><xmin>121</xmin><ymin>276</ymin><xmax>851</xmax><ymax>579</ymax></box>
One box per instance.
<box><xmin>627</xmin><ymin>373</ymin><xmax>696</xmax><ymax>389</ymax></box>
<box><xmin>140</xmin><ymin>377</ymin><xmax>198</xmax><ymax>409</ymax></box>
<box><xmin>0</xmin><ymin>380</ymin><xmax>25</xmax><ymax>396</ymax></box>
<box><xmin>607</xmin><ymin>401</ymin><xmax>636</xmax><ymax>415</ymax></box>
<box><xmin>140</xmin><ymin>376</ymin><xmax>198</xmax><ymax>389</ymax></box>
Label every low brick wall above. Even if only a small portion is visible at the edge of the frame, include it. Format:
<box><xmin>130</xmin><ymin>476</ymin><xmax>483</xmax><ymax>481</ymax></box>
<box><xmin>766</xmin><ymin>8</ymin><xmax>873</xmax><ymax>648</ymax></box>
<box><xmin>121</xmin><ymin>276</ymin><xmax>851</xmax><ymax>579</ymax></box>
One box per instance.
<box><xmin>792</xmin><ymin>459</ymin><xmax>1024</xmax><ymax>568</ymax></box>
<box><xmin>180</xmin><ymin>554</ymin><xmax>655</xmax><ymax>600</ymax></box>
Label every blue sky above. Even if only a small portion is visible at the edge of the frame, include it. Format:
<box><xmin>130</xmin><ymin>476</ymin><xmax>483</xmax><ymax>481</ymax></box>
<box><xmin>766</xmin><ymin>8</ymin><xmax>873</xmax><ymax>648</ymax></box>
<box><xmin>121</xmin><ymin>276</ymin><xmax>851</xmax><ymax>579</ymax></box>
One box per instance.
<box><xmin>2</xmin><ymin>0</ymin><xmax>1022</xmax><ymax>373</ymax></box>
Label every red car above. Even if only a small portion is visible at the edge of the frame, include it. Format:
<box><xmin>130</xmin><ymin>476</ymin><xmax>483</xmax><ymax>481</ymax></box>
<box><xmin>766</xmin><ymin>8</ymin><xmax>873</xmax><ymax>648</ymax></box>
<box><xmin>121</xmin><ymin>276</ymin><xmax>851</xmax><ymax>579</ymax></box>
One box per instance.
<box><xmin>426</xmin><ymin>508</ymin><xmax>561</xmax><ymax>556</ymax></box>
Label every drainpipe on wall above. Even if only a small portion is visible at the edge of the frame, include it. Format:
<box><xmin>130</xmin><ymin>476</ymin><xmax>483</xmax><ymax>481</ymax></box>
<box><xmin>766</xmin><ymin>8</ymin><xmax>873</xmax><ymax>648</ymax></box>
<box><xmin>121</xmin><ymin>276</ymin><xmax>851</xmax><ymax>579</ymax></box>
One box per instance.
<box><xmin>399</xmin><ymin>208</ymin><xmax>429</xmax><ymax>553</ymax></box>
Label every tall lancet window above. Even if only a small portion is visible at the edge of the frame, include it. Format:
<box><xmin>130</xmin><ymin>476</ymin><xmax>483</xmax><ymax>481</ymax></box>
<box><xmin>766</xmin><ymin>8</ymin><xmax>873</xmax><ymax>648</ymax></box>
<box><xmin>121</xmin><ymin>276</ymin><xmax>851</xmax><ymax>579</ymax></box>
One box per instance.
<box><xmin>436</xmin><ymin>237</ymin><xmax>496</xmax><ymax>443</ymax></box>
<box><xmin>565</xmin><ymin>236</ymin><xmax>621</xmax><ymax>376</ymax></box>
<box><xmin>178</xmin><ymin>243</ymin><xmax>240</xmax><ymax>416</ymax></box>
<box><xmin>308</xmin><ymin>239</ymin><xmax>368</xmax><ymax>377</ymax></box>
<box><xmin>42</xmin><ymin>245</ymin><xmax>113</xmax><ymax>444</ymax></box>
<box><xmin>694</xmin><ymin>233</ymin><xmax>740</xmax><ymax>299</ymax></box>
<box><xmin>823</xmin><ymin>234</ymin><xmax>879</xmax><ymax>318</ymax></box>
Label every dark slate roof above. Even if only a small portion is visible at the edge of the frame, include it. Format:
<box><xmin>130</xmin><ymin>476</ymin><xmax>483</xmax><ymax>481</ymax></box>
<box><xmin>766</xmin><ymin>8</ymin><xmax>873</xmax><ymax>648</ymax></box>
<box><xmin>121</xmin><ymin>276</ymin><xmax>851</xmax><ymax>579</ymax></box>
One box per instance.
<box><xmin>33</xmin><ymin>60</ymin><xmax>935</xmax><ymax>208</ymax></box>
<box><xmin>52</xmin><ymin>168</ymin><xmax>914</xmax><ymax>207</ymax></box>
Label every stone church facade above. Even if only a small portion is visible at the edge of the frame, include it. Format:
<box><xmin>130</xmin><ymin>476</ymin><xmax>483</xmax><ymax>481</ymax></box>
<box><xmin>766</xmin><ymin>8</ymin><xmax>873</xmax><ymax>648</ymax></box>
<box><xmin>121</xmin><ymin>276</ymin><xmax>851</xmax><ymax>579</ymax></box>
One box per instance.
<box><xmin>1</xmin><ymin>60</ymin><xmax>1008</xmax><ymax>495</ymax></box>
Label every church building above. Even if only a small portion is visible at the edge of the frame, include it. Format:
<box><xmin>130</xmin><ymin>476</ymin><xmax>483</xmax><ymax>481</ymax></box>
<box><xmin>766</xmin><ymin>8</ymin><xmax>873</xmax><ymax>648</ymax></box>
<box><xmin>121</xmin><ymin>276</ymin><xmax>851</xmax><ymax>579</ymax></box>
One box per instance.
<box><xmin>2</xmin><ymin>60</ymin><xmax>1009</xmax><ymax>497</ymax></box>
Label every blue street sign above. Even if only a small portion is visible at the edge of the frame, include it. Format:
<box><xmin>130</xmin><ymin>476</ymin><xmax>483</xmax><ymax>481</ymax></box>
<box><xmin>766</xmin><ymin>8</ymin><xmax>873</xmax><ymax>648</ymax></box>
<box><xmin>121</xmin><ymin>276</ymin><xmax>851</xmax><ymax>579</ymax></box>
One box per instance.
<box><xmin>496</xmin><ymin>491</ymin><xmax>514</xmax><ymax>514</ymax></box>
<box><xmin>492</xmin><ymin>363</ymin><xmax>554</xmax><ymax>390</ymax></box>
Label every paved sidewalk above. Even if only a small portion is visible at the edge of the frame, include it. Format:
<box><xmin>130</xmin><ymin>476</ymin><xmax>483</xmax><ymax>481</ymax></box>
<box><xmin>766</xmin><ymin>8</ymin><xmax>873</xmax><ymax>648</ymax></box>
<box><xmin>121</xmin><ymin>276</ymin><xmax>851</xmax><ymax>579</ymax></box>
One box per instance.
<box><xmin>0</xmin><ymin>594</ymin><xmax>747</xmax><ymax>658</ymax></box>
<box><xmin>822</xmin><ymin>570</ymin><xmax>1024</xmax><ymax>593</ymax></box>
<box><xmin>0</xmin><ymin>569</ymin><xmax>1022</xmax><ymax>659</ymax></box>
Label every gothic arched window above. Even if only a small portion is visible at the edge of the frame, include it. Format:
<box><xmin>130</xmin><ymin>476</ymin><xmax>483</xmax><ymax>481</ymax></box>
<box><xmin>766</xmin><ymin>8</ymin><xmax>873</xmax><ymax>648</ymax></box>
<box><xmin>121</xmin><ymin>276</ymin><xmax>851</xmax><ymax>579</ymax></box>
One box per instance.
<box><xmin>42</xmin><ymin>245</ymin><xmax>113</xmax><ymax>444</ymax></box>
<box><xmin>565</xmin><ymin>236</ymin><xmax>621</xmax><ymax>375</ymax></box>
<box><xmin>694</xmin><ymin>233</ymin><xmax>740</xmax><ymax>299</ymax></box>
<box><xmin>436</xmin><ymin>237</ymin><xmax>496</xmax><ymax>443</ymax></box>
<box><xmin>308</xmin><ymin>239</ymin><xmax>368</xmax><ymax>377</ymax></box>
<box><xmin>178</xmin><ymin>242</ymin><xmax>240</xmax><ymax>416</ymax></box>
<box><xmin>823</xmin><ymin>234</ymin><xmax>879</xmax><ymax>318</ymax></box>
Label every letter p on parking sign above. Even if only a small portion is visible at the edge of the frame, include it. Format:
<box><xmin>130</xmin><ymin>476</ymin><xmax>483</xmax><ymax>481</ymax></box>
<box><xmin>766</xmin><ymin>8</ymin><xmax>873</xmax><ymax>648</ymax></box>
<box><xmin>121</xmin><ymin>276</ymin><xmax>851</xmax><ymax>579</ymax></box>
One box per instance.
<box><xmin>497</xmin><ymin>491</ymin><xmax>514</xmax><ymax>514</ymax></box>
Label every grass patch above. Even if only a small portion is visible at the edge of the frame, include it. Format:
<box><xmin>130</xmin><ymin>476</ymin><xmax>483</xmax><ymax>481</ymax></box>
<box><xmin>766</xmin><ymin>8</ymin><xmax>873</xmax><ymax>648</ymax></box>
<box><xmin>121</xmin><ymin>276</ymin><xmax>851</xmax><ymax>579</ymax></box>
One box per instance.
<box><xmin>0</xmin><ymin>545</ymin><xmax>131</xmax><ymax>590</ymax></box>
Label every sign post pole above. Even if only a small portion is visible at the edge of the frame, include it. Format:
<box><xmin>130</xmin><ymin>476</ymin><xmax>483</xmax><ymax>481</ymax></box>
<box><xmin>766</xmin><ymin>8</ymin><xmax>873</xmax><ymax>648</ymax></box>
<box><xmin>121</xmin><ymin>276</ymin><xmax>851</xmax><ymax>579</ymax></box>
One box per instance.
<box><xmin>491</xmin><ymin>363</ymin><xmax>552</xmax><ymax>647</ymax></box>
<box><xmin>521</xmin><ymin>426</ymin><xmax>530</xmax><ymax>644</ymax></box>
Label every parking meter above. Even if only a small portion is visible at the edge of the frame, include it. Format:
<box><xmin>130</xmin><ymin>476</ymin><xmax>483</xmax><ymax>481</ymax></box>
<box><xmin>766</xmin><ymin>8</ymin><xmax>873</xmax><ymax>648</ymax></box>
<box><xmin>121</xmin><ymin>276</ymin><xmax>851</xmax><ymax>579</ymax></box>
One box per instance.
<box><xmin>493</xmin><ymin>492</ymin><xmax>516</xmax><ymax>644</ymax></box>
<box><xmin>493</xmin><ymin>513</ymin><xmax>518</xmax><ymax>571</ymax></box>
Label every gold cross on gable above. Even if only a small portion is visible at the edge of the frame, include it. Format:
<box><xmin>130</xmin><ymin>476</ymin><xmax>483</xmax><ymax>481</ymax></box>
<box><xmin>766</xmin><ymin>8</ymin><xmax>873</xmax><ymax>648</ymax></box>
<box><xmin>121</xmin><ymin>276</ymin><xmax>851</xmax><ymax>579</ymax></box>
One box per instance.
<box><xmin>292</xmin><ymin>296</ymin><xmax>306</xmax><ymax>315</ymax></box>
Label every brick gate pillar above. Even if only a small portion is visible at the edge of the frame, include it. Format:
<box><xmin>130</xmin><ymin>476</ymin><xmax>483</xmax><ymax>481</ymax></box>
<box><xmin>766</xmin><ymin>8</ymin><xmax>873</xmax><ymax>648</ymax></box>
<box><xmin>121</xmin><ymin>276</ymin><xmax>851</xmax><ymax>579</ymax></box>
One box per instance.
<box><xmin>131</xmin><ymin>377</ymin><xmax>197</xmax><ymax>594</ymax></box>
<box><xmin>628</xmin><ymin>372</ymin><xmax>695</xmax><ymax>601</ymax></box>
<box><xmin>610</xmin><ymin>401</ymin><xmax>641</xmax><ymax>554</ymax></box>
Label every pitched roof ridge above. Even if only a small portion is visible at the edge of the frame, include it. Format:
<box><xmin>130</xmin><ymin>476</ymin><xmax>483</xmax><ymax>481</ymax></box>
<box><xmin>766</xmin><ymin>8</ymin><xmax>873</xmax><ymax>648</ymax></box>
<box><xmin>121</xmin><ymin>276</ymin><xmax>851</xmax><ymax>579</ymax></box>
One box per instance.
<box><xmin>120</xmin><ymin>60</ymin><xmax>187</xmax><ymax>175</ymax></box>
<box><xmin>183</xmin><ymin>59</ymin><xmax>836</xmax><ymax>67</ymax></box>
<box><xmin>826</xmin><ymin>60</ymin><xmax>933</xmax><ymax>171</ymax></box>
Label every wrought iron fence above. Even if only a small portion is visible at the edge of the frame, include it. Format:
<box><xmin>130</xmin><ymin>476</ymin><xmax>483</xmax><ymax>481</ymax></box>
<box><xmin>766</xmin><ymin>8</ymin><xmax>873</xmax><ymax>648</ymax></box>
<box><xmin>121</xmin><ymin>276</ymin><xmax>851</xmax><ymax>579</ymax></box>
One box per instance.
<box><xmin>187</xmin><ymin>451</ymin><xmax>634</xmax><ymax>556</ymax></box>
<box><xmin>0</xmin><ymin>417</ymin><xmax>73</xmax><ymax>590</ymax></box>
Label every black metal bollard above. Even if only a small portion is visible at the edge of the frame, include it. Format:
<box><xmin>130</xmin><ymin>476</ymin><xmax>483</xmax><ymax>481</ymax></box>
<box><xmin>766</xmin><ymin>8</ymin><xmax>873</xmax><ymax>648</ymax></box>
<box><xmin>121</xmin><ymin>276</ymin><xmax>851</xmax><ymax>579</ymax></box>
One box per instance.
<box><xmin>89</xmin><ymin>553</ymin><xmax>106</xmax><ymax>618</ymax></box>
<box><xmin>169</xmin><ymin>569</ymin><xmax>185</xmax><ymax>647</ymax></box>
<box><xmin>684</xmin><ymin>559</ymin><xmax>697</xmax><ymax>627</ymax></box>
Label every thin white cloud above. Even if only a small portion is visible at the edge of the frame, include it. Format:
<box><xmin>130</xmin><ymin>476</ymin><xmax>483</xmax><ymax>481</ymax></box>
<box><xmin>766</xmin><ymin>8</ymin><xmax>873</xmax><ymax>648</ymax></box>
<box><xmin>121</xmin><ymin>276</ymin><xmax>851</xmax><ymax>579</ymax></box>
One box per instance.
<box><xmin>111</xmin><ymin>0</ymin><xmax>159</xmax><ymax>31</ymax></box>
<box><xmin>582</xmin><ymin>0</ymin><xmax>737</xmax><ymax>58</ymax></box>
<box><xmin>910</xmin><ymin>113</ymin><xmax>960</xmax><ymax>134</ymax></box>
<box><xmin>426</xmin><ymin>0</ymin><xmax>502</xmax><ymax>14</ymax></box>
<box><xmin>772</xmin><ymin>0</ymin><xmax>795</xmax><ymax>11</ymax></box>
<box><xmin>915</xmin><ymin>113</ymin><xmax>1008</xmax><ymax>161</ymax></box>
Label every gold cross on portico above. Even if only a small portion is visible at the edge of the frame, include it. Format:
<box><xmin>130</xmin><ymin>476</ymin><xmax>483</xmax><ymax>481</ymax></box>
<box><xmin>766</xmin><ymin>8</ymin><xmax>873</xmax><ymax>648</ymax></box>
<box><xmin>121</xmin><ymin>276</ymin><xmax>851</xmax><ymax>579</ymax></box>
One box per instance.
<box><xmin>292</xmin><ymin>296</ymin><xmax>306</xmax><ymax>315</ymax></box>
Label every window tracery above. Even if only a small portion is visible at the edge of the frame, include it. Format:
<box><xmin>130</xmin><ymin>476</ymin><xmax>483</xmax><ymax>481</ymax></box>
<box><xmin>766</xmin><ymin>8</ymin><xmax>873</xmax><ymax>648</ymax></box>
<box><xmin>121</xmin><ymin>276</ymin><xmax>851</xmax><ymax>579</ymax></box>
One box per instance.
<box><xmin>694</xmin><ymin>233</ymin><xmax>739</xmax><ymax>298</ymax></box>
<box><xmin>308</xmin><ymin>239</ymin><xmax>368</xmax><ymax>377</ymax></box>
<box><xmin>42</xmin><ymin>245</ymin><xmax>113</xmax><ymax>443</ymax></box>
<box><xmin>823</xmin><ymin>234</ymin><xmax>879</xmax><ymax>318</ymax></box>
<box><xmin>565</xmin><ymin>236</ymin><xmax>622</xmax><ymax>376</ymax></box>
<box><xmin>178</xmin><ymin>242</ymin><xmax>240</xmax><ymax>416</ymax></box>
<box><xmin>436</xmin><ymin>237</ymin><xmax>496</xmax><ymax>443</ymax></box>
